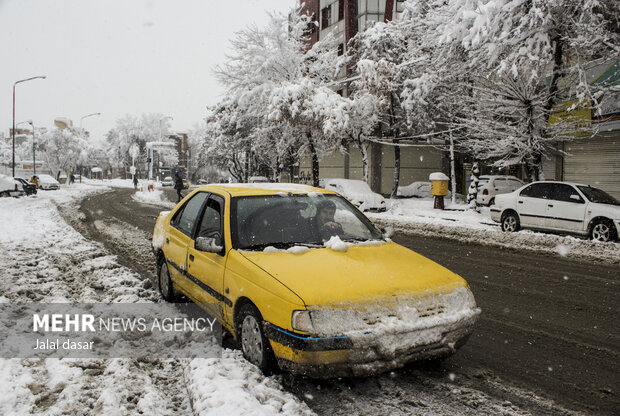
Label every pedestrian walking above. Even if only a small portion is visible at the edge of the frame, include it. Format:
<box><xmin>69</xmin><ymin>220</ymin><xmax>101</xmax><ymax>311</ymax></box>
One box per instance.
<box><xmin>133</xmin><ymin>175</ymin><xmax>138</xmax><ymax>190</ymax></box>
<box><xmin>174</xmin><ymin>172</ymin><xmax>184</xmax><ymax>202</ymax></box>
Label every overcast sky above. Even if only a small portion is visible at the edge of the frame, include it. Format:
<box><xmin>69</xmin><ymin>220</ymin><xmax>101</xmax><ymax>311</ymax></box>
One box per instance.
<box><xmin>0</xmin><ymin>0</ymin><xmax>294</xmax><ymax>144</ymax></box>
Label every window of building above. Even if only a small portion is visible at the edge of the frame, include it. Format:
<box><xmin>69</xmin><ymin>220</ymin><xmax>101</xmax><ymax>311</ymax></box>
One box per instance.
<box><xmin>337</xmin><ymin>43</ymin><xmax>344</xmax><ymax>56</ymax></box>
<box><xmin>339</xmin><ymin>0</ymin><xmax>344</xmax><ymax>21</ymax></box>
<box><xmin>321</xmin><ymin>6</ymin><xmax>331</xmax><ymax>29</ymax></box>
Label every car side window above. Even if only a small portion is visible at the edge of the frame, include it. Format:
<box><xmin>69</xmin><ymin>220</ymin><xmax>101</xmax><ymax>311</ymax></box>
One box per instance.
<box><xmin>172</xmin><ymin>192</ymin><xmax>208</xmax><ymax>236</ymax></box>
<box><xmin>197</xmin><ymin>196</ymin><xmax>224</xmax><ymax>245</ymax></box>
<box><xmin>551</xmin><ymin>184</ymin><xmax>584</xmax><ymax>203</ymax></box>
<box><xmin>519</xmin><ymin>183</ymin><xmax>552</xmax><ymax>199</ymax></box>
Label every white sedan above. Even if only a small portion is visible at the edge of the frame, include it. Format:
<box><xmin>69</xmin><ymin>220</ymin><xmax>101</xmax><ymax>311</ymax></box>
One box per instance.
<box><xmin>37</xmin><ymin>174</ymin><xmax>60</xmax><ymax>190</ymax></box>
<box><xmin>320</xmin><ymin>178</ymin><xmax>386</xmax><ymax>212</ymax></box>
<box><xmin>490</xmin><ymin>181</ymin><xmax>620</xmax><ymax>242</ymax></box>
<box><xmin>476</xmin><ymin>175</ymin><xmax>524</xmax><ymax>206</ymax></box>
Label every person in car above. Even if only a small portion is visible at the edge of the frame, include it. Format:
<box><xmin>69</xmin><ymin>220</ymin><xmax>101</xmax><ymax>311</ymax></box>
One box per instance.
<box><xmin>313</xmin><ymin>199</ymin><xmax>344</xmax><ymax>241</ymax></box>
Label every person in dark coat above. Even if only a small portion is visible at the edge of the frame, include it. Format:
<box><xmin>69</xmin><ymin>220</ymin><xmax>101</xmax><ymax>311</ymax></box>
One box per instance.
<box><xmin>174</xmin><ymin>172</ymin><xmax>184</xmax><ymax>202</ymax></box>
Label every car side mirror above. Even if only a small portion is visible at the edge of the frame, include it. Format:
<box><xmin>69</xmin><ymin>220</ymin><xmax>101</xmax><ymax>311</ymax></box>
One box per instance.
<box><xmin>195</xmin><ymin>237</ymin><xmax>223</xmax><ymax>253</ymax></box>
<box><xmin>569</xmin><ymin>194</ymin><xmax>583</xmax><ymax>203</ymax></box>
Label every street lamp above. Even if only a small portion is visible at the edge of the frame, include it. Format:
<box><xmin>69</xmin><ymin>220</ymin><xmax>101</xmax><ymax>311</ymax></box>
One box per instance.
<box><xmin>17</xmin><ymin>120</ymin><xmax>37</xmax><ymax>177</ymax></box>
<box><xmin>78</xmin><ymin>112</ymin><xmax>100</xmax><ymax>182</ymax></box>
<box><xmin>12</xmin><ymin>75</ymin><xmax>46</xmax><ymax>176</ymax></box>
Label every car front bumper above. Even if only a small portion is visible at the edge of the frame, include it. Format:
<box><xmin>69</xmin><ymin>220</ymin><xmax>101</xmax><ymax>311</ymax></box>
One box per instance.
<box><xmin>264</xmin><ymin>308</ymin><xmax>480</xmax><ymax>378</ymax></box>
<box><xmin>489</xmin><ymin>208</ymin><xmax>502</xmax><ymax>223</ymax></box>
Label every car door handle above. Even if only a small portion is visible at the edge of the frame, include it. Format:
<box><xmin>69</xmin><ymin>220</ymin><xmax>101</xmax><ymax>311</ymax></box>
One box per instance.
<box><xmin>548</xmin><ymin>204</ymin><xmax>554</xmax><ymax>208</ymax></box>
<box><xmin>166</xmin><ymin>238</ymin><xmax>169</xmax><ymax>244</ymax></box>
<box><xmin>189</xmin><ymin>254</ymin><xmax>194</xmax><ymax>262</ymax></box>
<box><xmin>518</xmin><ymin>201</ymin><xmax>523</xmax><ymax>204</ymax></box>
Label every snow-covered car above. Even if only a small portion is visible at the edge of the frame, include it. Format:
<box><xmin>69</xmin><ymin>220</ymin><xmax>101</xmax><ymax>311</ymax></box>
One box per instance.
<box><xmin>491</xmin><ymin>181</ymin><xmax>620</xmax><ymax>242</ymax></box>
<box><xmin>161</xmin><ymin>176</ymin><xmax>174</xmax><ymax>187</ymax></box>
<box><xmin>397</xmin><ymin>181</ymin><xmax>431</xmax><ymax>198</ymax></box>
<box><xmin>37</xmin><ymin>174</ymin><xmax>60</xmax><ymax>190</ymax></box>
<box><xmin>476</xmin><ymin>175</ymin><xmax>524</xmax><ymax>206</ymax></box>
<box><xmin>0</xmin><ymin>174</ymin><xmax>25</xmax><ymax>197</ymax></box>
<box><xmin>320</xmin><ymin>178</ymin><xmax>386</xmax><ymax>212</ymax></box>
<box><xmin>15</xmin><ymin>177</ymin><xmax>37</xmax><ymax>196</ymax></box>
<box><xmin>152</xmin><ymin>183</ymin><xmax>480</xmax><ymax>377</ymax></box>
<box><xmin>248</xmin><ymin>176</ymin><xmax>270</xmax><ymax>183</ymax></box>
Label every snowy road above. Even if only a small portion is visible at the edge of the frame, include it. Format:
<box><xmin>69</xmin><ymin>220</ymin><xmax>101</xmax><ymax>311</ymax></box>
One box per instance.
<box><xmin>69</xmin><ymin>188</ymin><xmax>618</xmax><ymax>415</ymax></box>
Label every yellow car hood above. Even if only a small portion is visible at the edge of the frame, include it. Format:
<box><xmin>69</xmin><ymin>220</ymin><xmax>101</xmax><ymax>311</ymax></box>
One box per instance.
<box><xmin>238</xmin><ymin>241</ymin><xmax>467</xmax><ymax>306</ymax></box>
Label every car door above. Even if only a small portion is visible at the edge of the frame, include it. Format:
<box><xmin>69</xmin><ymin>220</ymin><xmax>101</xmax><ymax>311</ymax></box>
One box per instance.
<box><xmin>165</xmin><ymin>192</ymin><xmax>208</xmax><ymax>290</ymax></box>
<box><xmin>186</xmin><ymin>193</ymin><xmax>229</xmax><ymax>320</ymax></box>
<box><xmin>517</xmin><ymin>183</ymin><xmax>553</xmax><ymax>228</ymax></box>
<box><xmin>544</xmin><ymin>184</ymin><xmax>587</xmax><ymax>232</ymax></box>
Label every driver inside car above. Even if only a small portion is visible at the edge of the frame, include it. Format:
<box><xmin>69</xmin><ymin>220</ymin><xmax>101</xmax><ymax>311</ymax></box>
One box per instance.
<box><xmin>314</xmin><ymin>199</ymin><xmax>344</xmax><ymax>241</ymax></box>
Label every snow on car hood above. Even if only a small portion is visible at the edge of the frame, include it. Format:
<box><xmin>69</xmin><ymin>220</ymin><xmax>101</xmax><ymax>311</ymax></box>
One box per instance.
<box><xmin>238</xmin><ymin>241</ymin><xmax>468</xmax><ymax>306</ymax></box>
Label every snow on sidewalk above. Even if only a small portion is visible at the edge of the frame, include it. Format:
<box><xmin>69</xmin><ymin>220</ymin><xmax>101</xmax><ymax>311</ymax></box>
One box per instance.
<box><xmin>0</xmin><ymin>187</ymin><xmax>314</xmax><ymax>416</ymax></box>
<box><xmin>367</xmin><ymin>198</ymin><xmax>620</xmax><ymax>265</ymax></box>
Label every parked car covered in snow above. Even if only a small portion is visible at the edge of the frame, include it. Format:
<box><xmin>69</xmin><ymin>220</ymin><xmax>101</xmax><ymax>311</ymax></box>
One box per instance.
<box><xmin>476</xmin><ymin>175</ymin><xmax>524</xmax><ymax>206</ymax></box>
<box><xmin>397</xmin><ymin>181</ymin><xmax>431</xmax><ymax>198</ymax></box>
<box><xmin>248</xmin><ymin>176</ymin><xmax>270</xmax><ymax>183</ymax></box>
<box><xmin>491</xmin><ymin>181</ymin><xmax>620</xmax><ymax>242</ymax></box>
<box><xmin>319</xmin><ymin>178</ymin><xmax>386</xmax><ymax>212</ymax></box>
<box><xmin>35</xmin><ymin>174</ymin><xmax>60</xmax><ymax>190</ymax></box>
<box><xmin>152</xmin><ymin>183</ymin><xmax>480</xmax><ymax>377</ymax></box>
<box><xmin>0</xmin><ymin>174</ymin><xmax>25</xmax><ymax>197</ymax></box>
<box><xmin>15</xmin><ymin>177</ymin><xmax>37</xmax><ymax>196</ymax></box>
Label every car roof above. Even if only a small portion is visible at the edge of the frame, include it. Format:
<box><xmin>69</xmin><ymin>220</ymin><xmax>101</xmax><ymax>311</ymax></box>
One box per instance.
<box><xmin>527</xmin><ymin>180</ymin><xmax>591</xmax><ymax>188</ymax></box>
<box><xmin>197</xmin><ymin>183</ymin><xmax>336</xmax><ymax>197</ymax></box>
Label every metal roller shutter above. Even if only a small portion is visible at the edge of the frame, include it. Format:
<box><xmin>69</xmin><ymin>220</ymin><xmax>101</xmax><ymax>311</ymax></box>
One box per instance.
<box><xmin>564</xmin><ymin>132</ymin><xmax>620</xmax><ymax>199</ymax></box>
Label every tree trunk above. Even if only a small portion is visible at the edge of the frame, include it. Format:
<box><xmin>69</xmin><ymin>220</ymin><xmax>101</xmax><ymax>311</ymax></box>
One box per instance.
<box><xmin>449</xmin><ymin>132</ymin><xmax>457</xmax><ymax>204</ymax></box>
<box><xmin>307</xmin><ymin>133</ymin><xmax>320</xmax><ymax>187</ymax></box>
<box><xmin>391</xmin><ymin>139</ymin><xmax>400</xmax><ymax>199</ymax></box>
<box><xmin>352</xmin><ymin>134</ymin><xmax>369</xmax><ymax>183</ymax></box>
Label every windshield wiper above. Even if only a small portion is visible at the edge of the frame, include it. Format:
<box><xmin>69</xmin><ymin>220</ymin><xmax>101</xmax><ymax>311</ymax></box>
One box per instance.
<box><xmin>241</xmin><ymin>242</ymin><xmax>321</xmax><ymax>251</ymax></box>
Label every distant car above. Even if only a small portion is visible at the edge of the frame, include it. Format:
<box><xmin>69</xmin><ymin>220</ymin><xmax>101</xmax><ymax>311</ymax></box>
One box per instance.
<box><xmin>198</xmin><ymin>179</ymin><xmax>209</xmax><ymax>185</ymax></box>
<box><xmin>14</xmin><ymin>177</ymin><xmax>37</xmax><ymax>196</ymax></box>
<box><xmin>320</xmin><ymin>178</ymin><xmax>386</xmax><ymax>212</ymax></box>
<box><xmin>491</xmin><ymin>181</ymin><xmax>620</xmax><ymax>242</ymax></box>
<box><xmin>248</xmin><ymin>176</ymin><xmax>270</xmax><ymax>183</ymax></box>
<box><xmin>161</xmin><ymin>176</ymin><xmax>174</xmax><ymax>187</ymax></box>
<box><xmin>397</xmin><ymin>181</ymin><xmax>432</xmax><ymax>198</ymax></box>
<box><xmin>0</xmin><ymin>174</ymin><xmax>25</xmax><ymax>197</ymax></box>
<box><xmin>37</xmin><ymin>174</ymin><xmax>60</xmax><ymax>190</ymax></box>
<box><xmin>476</xmin><ymin>175</ymin><xmax>524</xmax><ymax>206</ymax></box>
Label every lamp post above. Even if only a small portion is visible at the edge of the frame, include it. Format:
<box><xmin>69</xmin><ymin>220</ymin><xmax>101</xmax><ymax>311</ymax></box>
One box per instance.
<box><xmin>12</xmin><ymin>75</ymin><xmax>46</xmax><ymax>176</ymax></box>
<box><xmin>78</xmin><ymin>112</ymin><xmax>101</xmax><ymax>182</ymax></box>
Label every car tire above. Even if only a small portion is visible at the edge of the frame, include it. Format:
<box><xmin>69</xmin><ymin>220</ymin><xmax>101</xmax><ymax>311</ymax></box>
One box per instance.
<box><xmin>236</xmin><ymin>303</ymin><xmax>277</xmax><ymax>373</ymax></box>
<box><xmin>501</xmin><ymin>211</ymin><xmax>520</xmax><ymax>232</ymax></box>
<box><xmin>157</xmin><ymin>256</ymin><xmax>176</xmax><ymax>302</ymax></box>
<box><xmin>590</xmin><ymin>219</ymin><xmax>617</xmax><ymax>243</ymax></box>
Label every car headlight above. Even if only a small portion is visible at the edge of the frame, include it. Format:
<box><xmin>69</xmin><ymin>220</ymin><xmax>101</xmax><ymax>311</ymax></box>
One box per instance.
<box><xmin>292</xmin><ymin>310</ymin><xmax>313</xmax><ymax>332</ymax></box>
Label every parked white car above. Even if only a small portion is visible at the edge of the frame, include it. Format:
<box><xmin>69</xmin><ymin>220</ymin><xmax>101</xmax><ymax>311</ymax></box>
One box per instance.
<box><xmin>0</xmin><ymin>174</ymin><xmax>25</xmax><ymax>197</ymax></box>
<box><xmin>491</xmin><ymin>181</ymin><xmax>620</xmax><ymax>242</ymax></box>
<box><xmin>248</xmin><ymin>176</ymin><xmax>270</xmax><ymax>183</ymax></box>
<box><xmin>397</xmin><ymin>181</ymin><xmax>432</xmax><ymax>198</ymax></box>
<box><xmin>320</xmin><ymin>178</ymin><xmax>386</xmax><ymax>212</ymax></box>
<box><xmin>476</xmin><ymin>175</ymin><xmax>524</xmax><ymax>206</ymax></box>
<box><xmin>36</xmin><ymin>174</ymin><xmax>60</xmax><ymax>190</ymax></box>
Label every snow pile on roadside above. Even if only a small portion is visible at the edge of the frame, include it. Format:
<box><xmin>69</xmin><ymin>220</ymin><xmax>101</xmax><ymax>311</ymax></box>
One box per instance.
<box><xmin>368</xmin><ymin>198</ymin><xmax>620</xmax><ymax>265</ymax></box>
<box><xmin>132</xmin><ymin>189</ymin><xmax>176</xmax><ymax>208</ymax></box>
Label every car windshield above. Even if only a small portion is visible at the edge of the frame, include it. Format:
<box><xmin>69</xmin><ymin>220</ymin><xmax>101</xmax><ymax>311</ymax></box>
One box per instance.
<box><xmin>231</xmin><ymin>194</ymin><xmax>384</xmax><ymax>250</ymax></box>
<box><xmin>577</xmin><ymin>186</ymin><xmax>620</xmax><ymax>206</ymax></box>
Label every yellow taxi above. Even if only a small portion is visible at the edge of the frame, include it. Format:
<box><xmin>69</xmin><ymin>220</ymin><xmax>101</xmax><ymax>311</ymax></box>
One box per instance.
<box><xmin>152</xmin><ymin>183</ymin><xmax>480</xmax><ymax>377</ymax></box>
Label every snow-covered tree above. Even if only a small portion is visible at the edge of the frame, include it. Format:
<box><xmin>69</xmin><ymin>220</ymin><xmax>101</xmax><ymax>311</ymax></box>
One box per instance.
<box><xmin>422</xmin><ymin>0</ymin><xmax>620</xmax><ymax>180</ymax></box>
<box><xmin>467</xmin><ymin>161</ymin><xmax>480</xmax><ymax>211</ymax></box>
<box><xmin>37</xmin><ymin>127</ymin><xmax>90</xmax><ymax>178</ymax></box>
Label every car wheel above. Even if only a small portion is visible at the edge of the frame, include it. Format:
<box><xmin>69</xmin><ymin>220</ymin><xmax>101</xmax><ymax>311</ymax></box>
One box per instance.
<box><xmin>157</xmin><ymin>257</ymin><xmax>175</xmax><ymax>301</ymax></box>
<box><xmin>237</xmin><ymin>303</ymin><xmax>276</xmax><ymax>373</ymax></box>
<box><xmin>501</xmin><ymin>212</ymin><xmax>520</xmax><ymax>232</ymax></box>
<box><xmin>590</xmin><ymin>219</ymin><xmax>617</xmax><ymax>243</ymax></box>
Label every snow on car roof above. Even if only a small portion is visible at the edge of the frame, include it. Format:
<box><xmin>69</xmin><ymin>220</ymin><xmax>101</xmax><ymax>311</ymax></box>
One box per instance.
<box><xmin>204</xmin><ymin>182</ymin><xmax>334</xmax><ymax>197</ymax></box>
